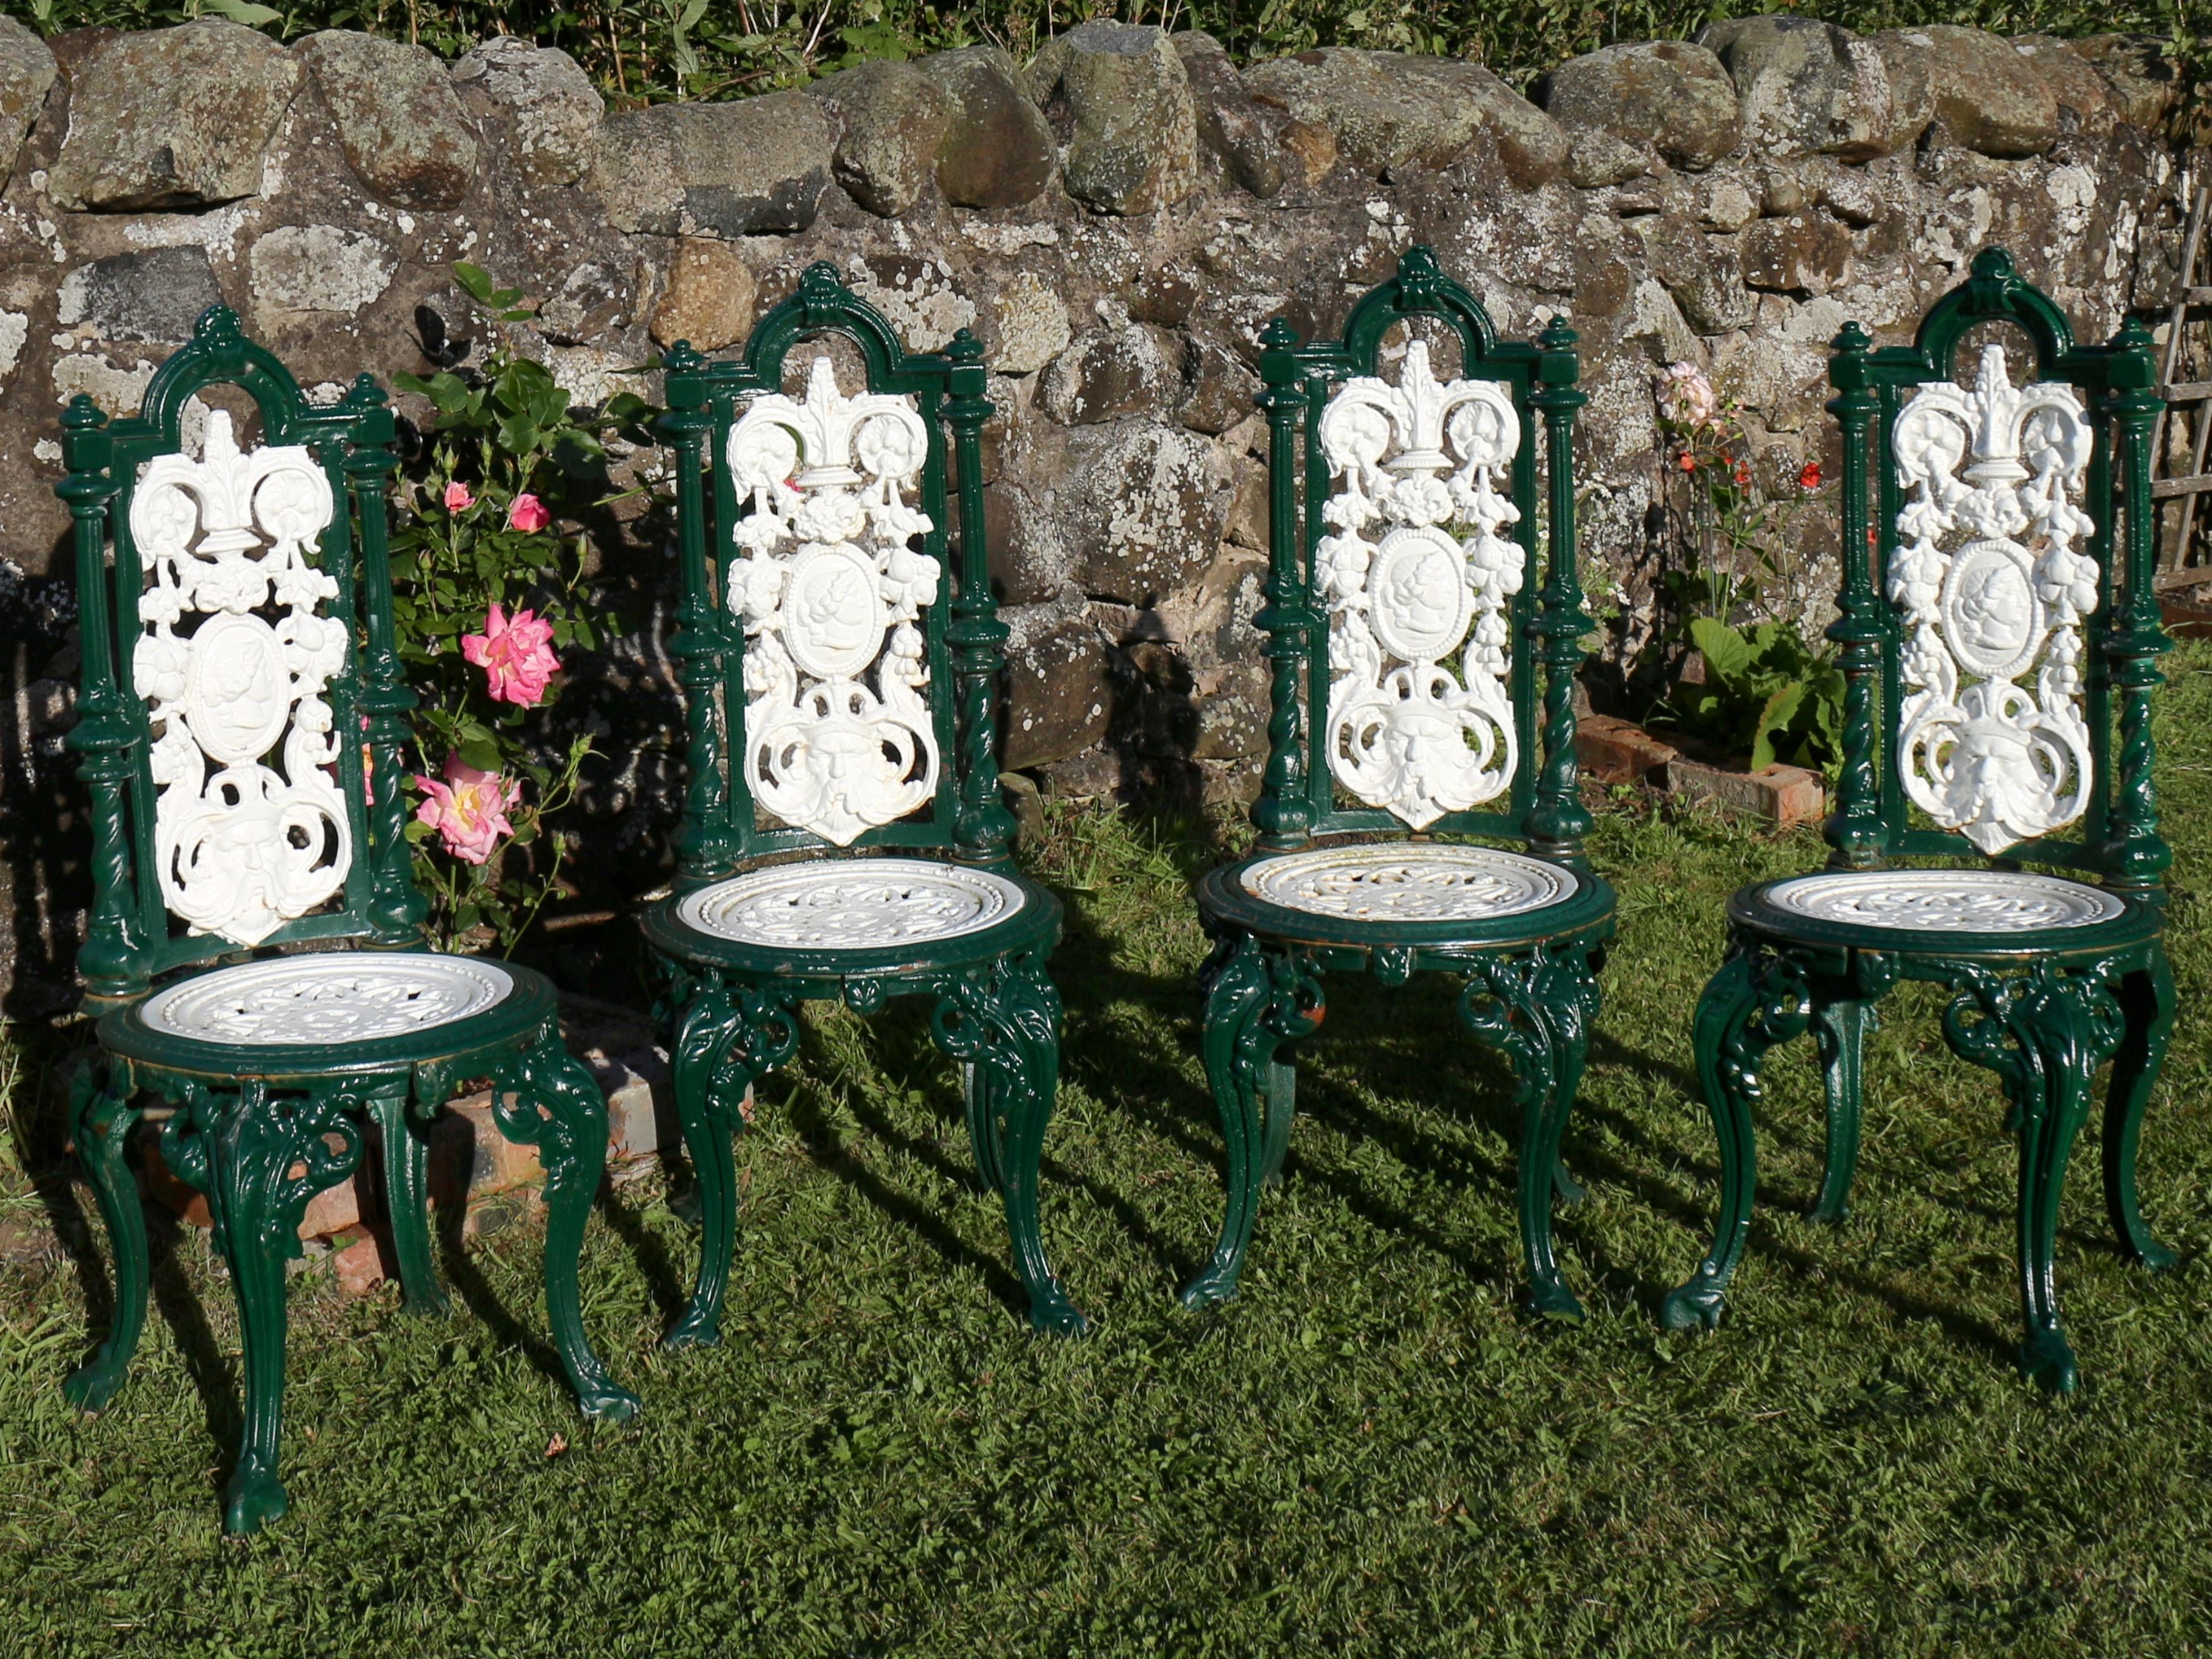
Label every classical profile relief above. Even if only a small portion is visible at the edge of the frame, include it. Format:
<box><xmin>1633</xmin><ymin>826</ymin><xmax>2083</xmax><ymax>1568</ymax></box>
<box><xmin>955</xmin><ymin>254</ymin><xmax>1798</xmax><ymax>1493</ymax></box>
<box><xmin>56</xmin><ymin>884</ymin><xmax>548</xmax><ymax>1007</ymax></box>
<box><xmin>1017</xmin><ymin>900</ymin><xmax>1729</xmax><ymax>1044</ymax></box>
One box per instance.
<box><xmin>724</xmin><ymin>355</ymin><xmax>942</xmax><ymax>845</ymax></box>
<box><xmin>1889</xmin><ymin>343</ymin><xmax>2100</xmax><ymax>854</ymax></box>
<box><xmin>131</xmin><ymin>409</ymin><xmax>352</xmax><ymax>947</ymax></box>
<box><xmin>1315</xmin><ymin>337</ymin><xmax>1524</xmax><ymax>828</ymax></box>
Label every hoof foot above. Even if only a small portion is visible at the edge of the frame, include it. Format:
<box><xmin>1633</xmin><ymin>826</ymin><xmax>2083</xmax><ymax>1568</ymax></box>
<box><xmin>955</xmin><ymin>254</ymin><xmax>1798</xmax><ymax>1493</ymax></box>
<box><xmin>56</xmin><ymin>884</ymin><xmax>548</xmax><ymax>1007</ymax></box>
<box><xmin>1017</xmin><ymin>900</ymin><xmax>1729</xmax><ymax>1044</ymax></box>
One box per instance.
<box><xmin>223</xmin><ymin>1468</ymin><xmax>289</xmax><ymax>1538</ymax></box>
<box><xmin>1523</xmin><ymin>1280</ymin><xmax>1586</xmax><ymax>1323</ymax></box>
<box><xmin>2019</xmin><ymin>1330</ymin><xmax>2080</xmax><ymax>1395</ymax></box>
<box><xmin>580</xmin><ymin>1383</ymin><xmax>643</xmax><ymax>1424</ymax></box>
<box><xmin>398</xmin><ymin>1291</ymin><xmax>453</xmax><ymax>1319</ymax></box>
<box><xmin>662</xmin><ymin>1308</ymin><xmax>722</xmax><ymax>1352</ymax></box>
<box><xmin>1808</xmin><ymin>1201</ymin><xmax>1850</xmax><ymax>1226</ymax></box>
<box><xmin>1660</xmin><ymin>1284</ymin><xmax>1725</xmax><ymax>1332</ymax></box>
<box><xmin>62</xmin><ymin>1361</ymin><xmax>124</xmax><ymax>1413</ymax></box>
<box><xmin>1177</xmin><ymin>1267</ymin><xmax>1240</xmax><ymax>1310</ymax></box>
<box><xmin>2127</xmin><ymin>1236</ymin><xmax>2179</xmax><ymax>1273</ymax></box>
<box><xmin>1027</xmin><ymin>1295</ymin><xmax>1088</xmax><ymax>1337</ymax></box>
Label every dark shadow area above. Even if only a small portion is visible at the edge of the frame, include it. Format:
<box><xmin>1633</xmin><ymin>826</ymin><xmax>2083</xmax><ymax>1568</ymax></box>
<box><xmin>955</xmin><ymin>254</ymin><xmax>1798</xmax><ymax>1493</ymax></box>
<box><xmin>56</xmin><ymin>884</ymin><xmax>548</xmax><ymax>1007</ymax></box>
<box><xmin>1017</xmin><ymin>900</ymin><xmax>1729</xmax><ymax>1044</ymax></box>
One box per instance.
<box><xmin>0</xmin><ymin>543</ymin><xmax>89</xmax><ymax>1020</ymax></box>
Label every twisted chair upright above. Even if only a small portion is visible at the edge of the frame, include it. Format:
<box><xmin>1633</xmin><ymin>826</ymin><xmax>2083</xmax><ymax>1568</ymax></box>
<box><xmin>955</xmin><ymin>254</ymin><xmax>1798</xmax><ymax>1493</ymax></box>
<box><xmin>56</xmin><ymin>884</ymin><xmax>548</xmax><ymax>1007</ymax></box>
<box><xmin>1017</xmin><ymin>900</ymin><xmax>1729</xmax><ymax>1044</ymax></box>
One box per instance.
<box><xmin>58</xmin><ymin>308</ymin><xmax>635</xmax><ymax>1536</ymax></box>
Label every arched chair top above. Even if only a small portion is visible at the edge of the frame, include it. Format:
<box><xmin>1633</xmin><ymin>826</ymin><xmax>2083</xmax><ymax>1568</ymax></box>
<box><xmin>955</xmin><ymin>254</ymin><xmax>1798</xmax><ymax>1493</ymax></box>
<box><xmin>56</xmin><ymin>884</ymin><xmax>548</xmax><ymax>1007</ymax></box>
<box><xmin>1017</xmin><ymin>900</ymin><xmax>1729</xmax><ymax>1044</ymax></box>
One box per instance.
<box><xmin>61</xmin><ymin>308</ymin><xmax>422</xmax><ymax>1002</ymax></box>
<box><xmin>1243</xmin><ymin>246</ymin><xmax>1593</xmax><ymax>863</ymax></box>
<box><xmin>654</xmin><ymin>262</ymin><xmax>1013</xmax><ymax>880</ymax></box>
<box><xmin>1819</xmin><ymin>247</ymin><xmax>2168</xmax><ymax>889</ymax></box>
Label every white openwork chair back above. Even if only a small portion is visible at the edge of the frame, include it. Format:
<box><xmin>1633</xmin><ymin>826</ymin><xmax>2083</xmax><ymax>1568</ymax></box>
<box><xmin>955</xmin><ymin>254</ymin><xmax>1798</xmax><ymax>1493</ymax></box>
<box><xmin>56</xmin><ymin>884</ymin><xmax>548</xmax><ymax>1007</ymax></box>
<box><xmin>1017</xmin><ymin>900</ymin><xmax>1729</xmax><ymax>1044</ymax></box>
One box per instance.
<box><xmin>725</xmin><ymin>355</ymin><xmax>942</xmax><ymax>846</ymax></box>
<box><xmin>1314</xmin><ymin>337</ymin><xmax>1525</xmax><ymax>829</ymax></box>
<box><xmin>131</xmin><ymin>409</ymin><xmax>351</xmax><ymax>947</ymax></box>
<box><xmin>1890</xmin><ymin>343</ymin><xmax>2098</xmax><ymax>854</ymax></box>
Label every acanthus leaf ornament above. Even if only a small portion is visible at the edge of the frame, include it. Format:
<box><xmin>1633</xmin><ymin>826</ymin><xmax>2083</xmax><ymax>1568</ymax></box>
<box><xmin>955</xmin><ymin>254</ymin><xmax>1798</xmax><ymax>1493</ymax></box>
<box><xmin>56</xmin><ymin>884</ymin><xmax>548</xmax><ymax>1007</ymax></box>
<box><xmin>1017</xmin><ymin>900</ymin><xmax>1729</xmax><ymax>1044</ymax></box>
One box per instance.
<box><xmin>726</xmin><ymin>356</ymin><xmax>942</xmax><ymax>846</ymax></box>
<box><xmin>131</xmin><ymin>410</ymin><xmax>351</xmax><ymax>947</ymax></box>
<box><xmin>1315</xmin><ymin>339</ymin><xmax>1523</xmax><ymax>829</ymax></box>
<box><xmin>1889</xmin><ymin>345</ymin><xmax>2098</xmax><ymax>855</ymax></box>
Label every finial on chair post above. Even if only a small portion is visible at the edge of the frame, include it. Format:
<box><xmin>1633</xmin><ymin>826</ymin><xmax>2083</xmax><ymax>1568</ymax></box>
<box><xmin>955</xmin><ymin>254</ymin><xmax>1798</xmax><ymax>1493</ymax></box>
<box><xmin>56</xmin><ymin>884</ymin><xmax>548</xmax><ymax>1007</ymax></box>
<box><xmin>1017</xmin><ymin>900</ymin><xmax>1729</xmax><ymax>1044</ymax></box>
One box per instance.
<box><xmin>58</xmin><ymin>395</ymin><xmax>145</xmax><ymax>996</ymax></box>
<box><xmin>1526</xmin><ymin>314</ymin><xmax>1592</xmax><ymax>869</ymax></box>
<box><xmin>1251</xmin><ymin>317</ymin><xmax>1315</xmax><ymax>849</ymax></box>
<box><xmin>943</xmin><ymin>327</ymin><xmax>1018</xmax><ymax>868</ymax></box>
<box><xmin>660</xmin><ymin>341</ymin><xmax>739</xmax><ymax>885</ymax></box>
<box><xmin>1824</xmin><ymin>320</ymin><xmax>1888</xmax><ymax>870</ymax></box>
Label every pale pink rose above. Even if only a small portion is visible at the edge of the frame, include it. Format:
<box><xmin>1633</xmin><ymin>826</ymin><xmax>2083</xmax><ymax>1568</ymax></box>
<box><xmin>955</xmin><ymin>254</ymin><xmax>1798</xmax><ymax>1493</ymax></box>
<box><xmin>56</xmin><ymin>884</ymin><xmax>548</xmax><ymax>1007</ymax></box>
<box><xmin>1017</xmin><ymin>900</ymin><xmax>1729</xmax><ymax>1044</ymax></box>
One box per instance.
<box><xmin>413</xmin><ymin>755</ymin><xmax>521</xmax><ymax>866</ymax></box>
<box><xmin>461</xmin><ymin>602</ymin><xmax>559</xmax><ymax>707</ymax></box>
<box><xmin>507</xmin><ymin>492</ymin><xmax>550</xmax><ymax>533</ymax></box>
<box><xmin>443</xmin><ymin>480</ymin><xmax>475</xmax><ymax>513</ymax></box>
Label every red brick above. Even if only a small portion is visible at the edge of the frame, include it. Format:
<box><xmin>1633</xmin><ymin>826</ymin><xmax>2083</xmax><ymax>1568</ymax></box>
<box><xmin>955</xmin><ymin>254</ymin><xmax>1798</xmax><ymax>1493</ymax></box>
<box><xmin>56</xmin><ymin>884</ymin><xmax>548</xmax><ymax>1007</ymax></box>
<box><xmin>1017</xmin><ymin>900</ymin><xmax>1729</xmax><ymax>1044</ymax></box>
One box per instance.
<box><xmin>332</xmin><ymin>1232</ymin><xmax>389</xmax><ymax>1297</ymax></box>
<box><xmin>1576</xmin><ymin>714</ymin><xmax>1679</xmax><ymax>784</ymax></box>
<box><xmin>1667</xmin><ymin>757</ymin><xmax>1827</xmax><ymax>825</ymax></box>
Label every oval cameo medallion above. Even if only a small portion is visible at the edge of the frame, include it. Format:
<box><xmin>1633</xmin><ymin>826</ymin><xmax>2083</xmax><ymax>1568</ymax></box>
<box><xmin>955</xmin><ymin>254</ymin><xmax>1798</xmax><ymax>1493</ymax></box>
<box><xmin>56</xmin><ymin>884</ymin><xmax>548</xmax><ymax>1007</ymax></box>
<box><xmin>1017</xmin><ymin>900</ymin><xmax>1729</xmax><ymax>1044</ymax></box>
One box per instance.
<box><xmin>183</xmin><ymin>612</ymin><xmax>293</xmax><ymax>764</ymax></box>
<box><xmin>1366</xmin><ymin>527</ymin><xmax>1472</xmax><ymax>664</ymax></box>
<box><xmin>1941</xmin><ymin>539</ymin><xmax>2043</xmax><ymax>681</ymax></box>
<box><xmin>781</xmin><ymin>542</ymin><xmax>888</xmax><ymax>680</ymax></box>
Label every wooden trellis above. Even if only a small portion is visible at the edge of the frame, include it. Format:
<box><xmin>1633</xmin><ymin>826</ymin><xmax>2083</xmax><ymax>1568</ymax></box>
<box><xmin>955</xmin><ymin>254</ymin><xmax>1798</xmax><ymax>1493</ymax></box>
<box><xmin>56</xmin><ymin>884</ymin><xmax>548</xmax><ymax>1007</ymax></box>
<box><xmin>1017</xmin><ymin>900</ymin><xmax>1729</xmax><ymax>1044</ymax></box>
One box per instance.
<box><xmin>2154</xmin><ymin>179</ymin><xmax>2212</xmax><ymax>589</ymax></box>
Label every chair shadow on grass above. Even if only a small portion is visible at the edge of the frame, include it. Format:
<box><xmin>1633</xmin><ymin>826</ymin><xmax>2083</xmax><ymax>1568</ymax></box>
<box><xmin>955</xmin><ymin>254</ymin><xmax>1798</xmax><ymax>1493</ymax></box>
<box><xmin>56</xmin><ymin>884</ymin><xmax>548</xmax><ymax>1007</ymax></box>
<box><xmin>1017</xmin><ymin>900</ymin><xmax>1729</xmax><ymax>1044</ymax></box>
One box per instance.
<box><xmin>28</xmin><ymin>1085</ymin><xmax>249</xmax><ymax>1487</ymax></box>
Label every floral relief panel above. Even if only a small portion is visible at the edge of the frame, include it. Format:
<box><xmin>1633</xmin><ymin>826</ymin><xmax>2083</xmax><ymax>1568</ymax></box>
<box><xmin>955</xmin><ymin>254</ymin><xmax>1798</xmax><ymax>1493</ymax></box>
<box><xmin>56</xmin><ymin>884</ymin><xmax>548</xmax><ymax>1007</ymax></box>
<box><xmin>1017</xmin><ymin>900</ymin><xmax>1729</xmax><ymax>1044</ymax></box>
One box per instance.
<box><xmin>131</xmin><ymin>410</ymin><xmax>352</xmax><ymax>948</ymax></box>
<box><xmin>1889</xmin><ymin>344</ymin><xmax>2100</xmax><ymax>855</ymax></box>
<box><xmin>724</xmin><ymin>356</ymin><xmax>942</xmax><ymax>846</ymax></box>
<box><xmin>1315</xmin><ymin>338</ymin><xmax>1524</xmax><ymax>829</ymax></box>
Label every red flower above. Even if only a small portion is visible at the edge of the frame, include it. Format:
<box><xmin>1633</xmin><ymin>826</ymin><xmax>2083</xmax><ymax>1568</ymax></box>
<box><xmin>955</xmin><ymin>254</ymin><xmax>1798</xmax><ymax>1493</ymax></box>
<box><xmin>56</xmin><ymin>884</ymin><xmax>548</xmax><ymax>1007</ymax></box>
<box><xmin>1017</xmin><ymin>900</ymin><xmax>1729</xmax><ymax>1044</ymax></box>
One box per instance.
<box><xmin>1799</xmin><ymin>461</ymin><xmax>1823</xmax><ymax>491</ymax></box>
<box><xmin>1678</xmin><ymin>453</ymin><xmax>1698</xmax><ymax>473</ymax></box>
<box><xmin>1733</xmin><ymin>463</ymin><xmax>1750</xmax><ymax>487</ymax></box>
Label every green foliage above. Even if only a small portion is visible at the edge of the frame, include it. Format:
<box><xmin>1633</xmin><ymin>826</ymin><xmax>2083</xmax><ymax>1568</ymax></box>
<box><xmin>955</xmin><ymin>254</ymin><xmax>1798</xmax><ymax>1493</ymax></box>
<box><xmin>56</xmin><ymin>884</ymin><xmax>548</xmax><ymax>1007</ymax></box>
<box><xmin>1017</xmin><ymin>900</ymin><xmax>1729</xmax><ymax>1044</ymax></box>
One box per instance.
<box><xmin>9</xmin><ymin>647</ymin><xmax>2212</xmax><ymax>1652</ymax></box>
<box><xmin>18</xmin><ymin>0</ymin><xmax>2196</xmax><ymax>104</ymax></box>
<box><xmin>387</xmin><ymin>263</ymin><xmax>659</xmax><ymax>953</ymax></box>
<box><xmin>1674</xmin><ymin>614</ymin><xmax>1847</xmax><ymax>771</ymax></box>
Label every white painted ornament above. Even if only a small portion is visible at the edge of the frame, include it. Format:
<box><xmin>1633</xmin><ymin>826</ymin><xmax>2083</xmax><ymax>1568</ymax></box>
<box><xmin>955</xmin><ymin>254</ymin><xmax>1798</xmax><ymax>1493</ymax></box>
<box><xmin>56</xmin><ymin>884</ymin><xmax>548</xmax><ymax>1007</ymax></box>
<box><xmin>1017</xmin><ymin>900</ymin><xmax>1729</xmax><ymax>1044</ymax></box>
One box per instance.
<box><xmin>140</xmin><ymin>953</ymin><xmax>514</xmax><ymax>1045</ymax></box>
<box><xmin>1315</xmin><ymin>339</ymin><xmax>1524</xmax><ymax>829</ymax></box>
<box><xmin>1889</xmin><ymin>345</ymin><xmax>2098</xmax><ymax>855</ymax></box>
<box><xmin>726</xmin><ymin>358</ymin><xmax>942</xmax><ymax>846</ymax></box>
<box><xmin>1245</xmin><ymin>841</ymin><xmax>1575</xmax><ymax>923</ymax></box>
<box><xmin>677</xmin><ymin>857</ymin><xmax>1025</xmax><ymax>951</ymax></box>
<box><xmin>131</xmin><ymin>410</ymin><xmax>352</xmax><ymax>948</ymax></box>
<box><xmin>1765</xmin><ymin>869</ymin><xmax>2125</xmax><ymax>933</ymax></box>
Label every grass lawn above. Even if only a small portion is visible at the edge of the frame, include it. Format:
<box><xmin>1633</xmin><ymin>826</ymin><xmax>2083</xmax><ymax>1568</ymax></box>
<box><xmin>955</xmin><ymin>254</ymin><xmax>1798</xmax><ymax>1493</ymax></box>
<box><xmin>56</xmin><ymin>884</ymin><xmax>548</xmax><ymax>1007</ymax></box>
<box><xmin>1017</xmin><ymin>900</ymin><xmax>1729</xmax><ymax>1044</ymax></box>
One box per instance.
<box><xmin>4</xmin><ymin>648</ymin><xmax>2212</xmax><ymax>1656</ymax></box>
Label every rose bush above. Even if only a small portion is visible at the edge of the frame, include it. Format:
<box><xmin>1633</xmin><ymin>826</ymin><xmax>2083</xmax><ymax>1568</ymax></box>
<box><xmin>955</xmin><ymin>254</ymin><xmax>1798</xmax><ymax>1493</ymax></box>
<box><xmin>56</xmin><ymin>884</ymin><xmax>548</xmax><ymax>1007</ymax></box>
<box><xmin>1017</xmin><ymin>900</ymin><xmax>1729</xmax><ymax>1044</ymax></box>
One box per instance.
<box><xmin>391</xmin><ymin>262</ymin><xmax>658</xmax><ymax>952</ymax></box>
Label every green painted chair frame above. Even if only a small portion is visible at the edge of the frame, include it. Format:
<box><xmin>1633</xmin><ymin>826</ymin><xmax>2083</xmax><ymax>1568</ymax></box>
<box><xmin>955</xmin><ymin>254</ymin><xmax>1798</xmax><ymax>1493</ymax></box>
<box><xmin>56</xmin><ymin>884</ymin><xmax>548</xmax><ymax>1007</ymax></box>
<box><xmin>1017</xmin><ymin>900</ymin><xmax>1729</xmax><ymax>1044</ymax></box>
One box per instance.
<box><xmin>1184</xmin><ymin>247</ymin><xmax>1617</xmax><ymax>1318</ymax></box>
<box><xmin>1663</xmin><ymin>250</ymin><xmax>2173</xmax><ymax>1393</ymax></box>
<box><xmin>59</xmin><ymin>308</ymin><xmax>636</xmax><ymax>1536</ymax></box>
<box><xmin>647</xmin><ymin>263</ymin><xmax>1085</xmax><ymax>1344</ymax></box>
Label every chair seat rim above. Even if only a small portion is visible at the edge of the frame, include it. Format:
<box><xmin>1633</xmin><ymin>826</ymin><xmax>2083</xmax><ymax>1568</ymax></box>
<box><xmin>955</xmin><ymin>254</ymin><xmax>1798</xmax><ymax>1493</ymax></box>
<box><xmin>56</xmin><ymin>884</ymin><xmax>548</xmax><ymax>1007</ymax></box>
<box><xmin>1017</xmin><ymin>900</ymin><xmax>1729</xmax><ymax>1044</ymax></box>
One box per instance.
<box><xmin>97</xmin><ymin>951</ymin><xmax>560</xmax><ymax>1081</ymax></box>
<box><xmin>643</xmin><ymin>859</ymin><xmax>1063</xmax><ymax>977</ymax></box>
<box><xmin>1729</xmin><ymin>869</ymin><xmax>2163</xmax><ymax>958</ymax></box>
<box><xmin>1196</xmin><ymin>850</ymin><xmax>1616</xmax><ymax>952</ymax></box>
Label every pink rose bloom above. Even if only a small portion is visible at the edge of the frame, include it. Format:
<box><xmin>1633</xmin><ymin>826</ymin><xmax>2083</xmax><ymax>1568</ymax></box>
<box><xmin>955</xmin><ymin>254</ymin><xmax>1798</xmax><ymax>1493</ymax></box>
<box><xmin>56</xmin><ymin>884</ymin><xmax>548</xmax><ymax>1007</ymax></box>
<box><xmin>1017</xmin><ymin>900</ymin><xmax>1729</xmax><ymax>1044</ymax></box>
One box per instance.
<box><xmin>461</xmin><ymin>602</ymin><xmax>560</xmax><ymax>707</ymax></box>
<box><xmin>507</xmin><ymin>492</ymin><xmax>550</xmax><ymax>533</ymax></box>
<box><xmin>443</xmin><ymin>480</ymin><xmax>475</xmax><ymax>513</ymax></box>
<box><xmin>413</xmin><ymin>755</ymin><xmax>520</xmax><ymax>866</ymax></box>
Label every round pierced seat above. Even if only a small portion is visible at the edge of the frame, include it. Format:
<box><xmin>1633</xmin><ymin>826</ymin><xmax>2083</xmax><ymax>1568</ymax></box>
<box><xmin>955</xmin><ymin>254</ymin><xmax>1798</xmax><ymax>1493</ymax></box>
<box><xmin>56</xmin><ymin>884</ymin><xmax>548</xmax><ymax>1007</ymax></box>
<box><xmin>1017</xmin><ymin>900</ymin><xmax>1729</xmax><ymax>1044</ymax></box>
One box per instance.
<box><xmin>1734</xmin><ymin>868</ymin><xmax>2158</xmax><ymax>955</ymax></box>
<box><xmin>648</xmin><ymin>856</ymin><xmax>1060</xmax><ymax>973</ymax></box>
<box><xmin>1198</xmin><ymin>841</ymin><xmax>1613</xmax><ymax>949</ymax></box>
<box><xmin>102</xmin><ymin>951</ymin><xmax>556</xmax><ymax>1074</ymax></box>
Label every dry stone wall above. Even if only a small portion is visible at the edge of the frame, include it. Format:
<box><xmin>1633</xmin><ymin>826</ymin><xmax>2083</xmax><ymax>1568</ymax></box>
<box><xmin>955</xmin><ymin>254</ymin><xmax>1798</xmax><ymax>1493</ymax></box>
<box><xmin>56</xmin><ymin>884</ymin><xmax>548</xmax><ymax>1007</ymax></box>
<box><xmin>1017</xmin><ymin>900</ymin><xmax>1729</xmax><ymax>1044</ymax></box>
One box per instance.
<box><xmin>0</xmin><ymin>13</ymin><xmax>2192</xmax><ymax>1009</ymax></box>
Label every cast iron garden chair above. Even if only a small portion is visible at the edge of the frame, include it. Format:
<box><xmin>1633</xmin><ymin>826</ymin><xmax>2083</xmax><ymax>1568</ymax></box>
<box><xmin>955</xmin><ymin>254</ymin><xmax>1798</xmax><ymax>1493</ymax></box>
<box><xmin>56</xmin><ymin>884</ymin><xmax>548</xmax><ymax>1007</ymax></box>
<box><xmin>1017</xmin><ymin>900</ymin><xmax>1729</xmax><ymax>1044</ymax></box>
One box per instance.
<box><xmin>58</xmin><ymin>308</ymin><xmax>637</xmax><ymax>1535</ymax></box>
<box><xmin>1182</xmin><ymin>248</ymin><xmax>1615</xmax><ymax>1318</ymax></box>
<box><xmin>647</xmin><ymin>264</ymin><xmax>1085</xmax><ymax>1344</ymax></box>
<box><xmin>1663</xmin><ymin>250</ymin><xmax>2173</xmax><ymax>1393</ymax></box>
